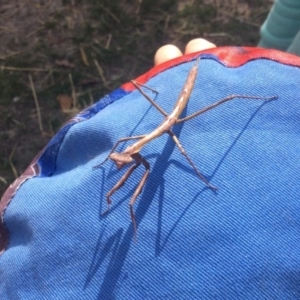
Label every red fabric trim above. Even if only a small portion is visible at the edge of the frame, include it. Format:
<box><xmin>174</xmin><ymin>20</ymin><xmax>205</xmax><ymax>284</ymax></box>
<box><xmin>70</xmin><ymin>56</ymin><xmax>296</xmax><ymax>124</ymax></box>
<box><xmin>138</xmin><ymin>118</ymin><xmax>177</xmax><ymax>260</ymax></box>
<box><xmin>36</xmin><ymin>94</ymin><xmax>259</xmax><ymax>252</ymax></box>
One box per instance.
<box><xmin>121</xmin><ymin>46</ymin><xmax>300</xmax><ymax>91</ymax></box>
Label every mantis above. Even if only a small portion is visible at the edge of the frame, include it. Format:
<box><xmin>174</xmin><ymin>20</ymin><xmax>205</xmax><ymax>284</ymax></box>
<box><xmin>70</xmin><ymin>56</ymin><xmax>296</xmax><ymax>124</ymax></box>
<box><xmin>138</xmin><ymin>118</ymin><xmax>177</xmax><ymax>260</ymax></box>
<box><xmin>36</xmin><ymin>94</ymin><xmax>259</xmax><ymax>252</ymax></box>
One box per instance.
<box><xmin>95</xmin><ymin>57</ymin><xmax>277</xmax><ymax>238</ymax></box>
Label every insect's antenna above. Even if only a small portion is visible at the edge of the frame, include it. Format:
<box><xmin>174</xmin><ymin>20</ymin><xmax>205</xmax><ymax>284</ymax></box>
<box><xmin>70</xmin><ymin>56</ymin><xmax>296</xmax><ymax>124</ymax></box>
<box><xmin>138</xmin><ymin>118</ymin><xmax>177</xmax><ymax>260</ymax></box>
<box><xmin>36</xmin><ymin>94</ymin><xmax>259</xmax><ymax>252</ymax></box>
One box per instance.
<box><xmin>93</xmin><ymin>155</ymin><xmax>110</xmax><ymax>169</ymax></box>
<box><xmin>93</xmin><ymin>136</ymin><xmax>146</xmax><ymax>170</ymax></box>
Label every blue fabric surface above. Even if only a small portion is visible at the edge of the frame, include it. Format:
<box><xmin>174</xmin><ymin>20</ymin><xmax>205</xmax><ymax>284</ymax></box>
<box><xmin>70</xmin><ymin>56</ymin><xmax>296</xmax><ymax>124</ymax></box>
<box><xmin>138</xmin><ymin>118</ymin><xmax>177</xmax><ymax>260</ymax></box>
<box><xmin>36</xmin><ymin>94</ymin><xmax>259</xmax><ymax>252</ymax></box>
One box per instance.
<box><xmin>1</xmin><ymin>52</ymin><xmax>300</xmax><ymax>299</ymax></box>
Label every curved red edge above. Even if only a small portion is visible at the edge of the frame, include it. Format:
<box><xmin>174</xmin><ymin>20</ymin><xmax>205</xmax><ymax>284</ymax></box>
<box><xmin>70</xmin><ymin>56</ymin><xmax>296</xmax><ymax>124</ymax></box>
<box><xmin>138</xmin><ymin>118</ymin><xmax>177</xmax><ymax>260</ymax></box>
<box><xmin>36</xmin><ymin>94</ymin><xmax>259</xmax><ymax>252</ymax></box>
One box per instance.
<box><xmin>121</xmin><ymin>46</ymin><xmax>300</xmax><ymax>91</ymax></box>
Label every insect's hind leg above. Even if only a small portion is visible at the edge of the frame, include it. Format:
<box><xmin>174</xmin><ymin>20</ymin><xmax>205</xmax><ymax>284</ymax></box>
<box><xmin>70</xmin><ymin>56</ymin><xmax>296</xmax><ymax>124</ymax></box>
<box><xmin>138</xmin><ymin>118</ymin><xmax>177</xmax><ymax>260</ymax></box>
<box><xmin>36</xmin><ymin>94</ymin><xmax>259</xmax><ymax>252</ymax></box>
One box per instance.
<box><xmin>131</xmin><ymin>80</ymin><xmax>169</xmax><ymax>117</ymax></box>
<box><xmin>167</xmin><ymin>129</ymin><xmax>218</xmax><ymax>191</ymax></box>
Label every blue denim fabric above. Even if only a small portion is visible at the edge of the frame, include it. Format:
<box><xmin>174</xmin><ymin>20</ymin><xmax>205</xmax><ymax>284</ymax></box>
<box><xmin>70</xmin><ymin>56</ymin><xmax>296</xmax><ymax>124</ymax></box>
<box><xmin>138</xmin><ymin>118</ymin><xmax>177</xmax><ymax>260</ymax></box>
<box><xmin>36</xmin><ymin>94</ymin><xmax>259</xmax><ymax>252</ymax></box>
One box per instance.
<box><xmin>1</xmin><ymin>50</ymin><xmax>300</xmax><ymax>299</ymax></box>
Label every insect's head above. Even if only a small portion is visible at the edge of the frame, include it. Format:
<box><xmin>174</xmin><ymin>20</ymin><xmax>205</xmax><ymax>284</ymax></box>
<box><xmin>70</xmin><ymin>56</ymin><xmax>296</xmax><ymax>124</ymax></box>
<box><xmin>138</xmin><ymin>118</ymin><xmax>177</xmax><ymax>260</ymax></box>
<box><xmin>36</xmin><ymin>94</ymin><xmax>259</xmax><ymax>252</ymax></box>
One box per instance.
<box><xmin>110</xmin><ymin>152</ymin><xmax>133</xmax><ymax>170</ymax></box>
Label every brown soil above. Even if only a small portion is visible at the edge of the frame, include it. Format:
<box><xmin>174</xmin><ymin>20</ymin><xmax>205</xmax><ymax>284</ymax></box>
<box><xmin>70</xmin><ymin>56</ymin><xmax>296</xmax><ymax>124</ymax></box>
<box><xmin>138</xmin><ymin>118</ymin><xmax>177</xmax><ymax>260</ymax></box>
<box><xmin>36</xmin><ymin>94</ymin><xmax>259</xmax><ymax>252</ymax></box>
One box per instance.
<box><xmin>0</xmin><ymin>0</ymin><xmax>273</xmax><ymax>196</ymax></box>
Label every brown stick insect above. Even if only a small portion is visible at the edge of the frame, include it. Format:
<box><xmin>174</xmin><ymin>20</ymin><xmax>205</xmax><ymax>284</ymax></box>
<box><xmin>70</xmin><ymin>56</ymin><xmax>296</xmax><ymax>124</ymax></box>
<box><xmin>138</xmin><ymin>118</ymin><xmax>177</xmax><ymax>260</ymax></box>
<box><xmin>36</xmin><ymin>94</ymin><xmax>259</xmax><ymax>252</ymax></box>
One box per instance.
<box><xmin>95</xmin><ymin>57</ymin><xmax>277</xmax><ymax>238</ymax></box>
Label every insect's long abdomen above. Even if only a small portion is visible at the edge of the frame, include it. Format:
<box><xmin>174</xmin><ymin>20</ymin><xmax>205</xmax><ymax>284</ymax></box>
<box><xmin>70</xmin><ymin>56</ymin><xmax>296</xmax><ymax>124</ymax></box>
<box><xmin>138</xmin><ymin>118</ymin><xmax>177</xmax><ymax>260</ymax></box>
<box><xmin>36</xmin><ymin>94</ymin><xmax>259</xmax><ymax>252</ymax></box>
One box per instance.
<box><xmin>171</xmin><ymin>58</ymin><xmax>199</xmax><ymax>119</ymax></box>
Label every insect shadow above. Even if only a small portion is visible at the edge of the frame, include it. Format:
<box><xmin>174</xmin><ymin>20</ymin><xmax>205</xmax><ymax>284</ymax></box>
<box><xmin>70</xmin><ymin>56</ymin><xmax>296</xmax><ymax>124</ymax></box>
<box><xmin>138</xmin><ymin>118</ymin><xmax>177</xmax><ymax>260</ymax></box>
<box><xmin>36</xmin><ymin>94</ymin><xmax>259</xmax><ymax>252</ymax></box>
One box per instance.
<box><xmin>154</xmin><ymin>102</ymin><xmax>269</xmax><ymax>255</ymax></box>
<box><xmin>88</xmin><ymin>75</ymin><xmax>190</xmax><ymax>298</ymax></box>
<box><xmin>89</xmin><ymin>58</ymin><xmax>276</xmax><ymax>298</ymax></box>
<box><xmin>87</xmin><ymin>100</ymin><xmax>271</xmax><ymax>299</ymax></box>
<box><xmin>95</xmin><ymin>58</ymin><xmax>276</xmax><ymax>240</ymax></box>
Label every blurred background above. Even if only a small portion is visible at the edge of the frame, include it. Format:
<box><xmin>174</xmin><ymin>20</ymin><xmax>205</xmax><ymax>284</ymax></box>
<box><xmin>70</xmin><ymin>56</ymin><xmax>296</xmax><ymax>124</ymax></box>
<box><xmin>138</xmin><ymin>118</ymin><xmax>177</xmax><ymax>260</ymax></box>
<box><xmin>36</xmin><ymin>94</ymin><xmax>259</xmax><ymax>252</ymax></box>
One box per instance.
<box><xmin>0</xmin><ymin>0</ymin><xmax>273</xmax><ymax>196</ymax></box>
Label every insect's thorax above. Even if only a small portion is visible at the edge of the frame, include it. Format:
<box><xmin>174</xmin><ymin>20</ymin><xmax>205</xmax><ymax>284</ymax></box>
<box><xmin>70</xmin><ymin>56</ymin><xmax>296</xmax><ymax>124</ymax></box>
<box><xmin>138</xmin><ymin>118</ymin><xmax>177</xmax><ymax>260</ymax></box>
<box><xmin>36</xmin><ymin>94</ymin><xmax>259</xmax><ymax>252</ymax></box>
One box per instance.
<box><xmin>125</xmin><ymin>116</ymin><xmax>175</xmax><ymax>155</ymax></box>
<box><xmin>123</xmin><ymin>63</ymin><xmax>198</xmax><ymax>156</ymax></box>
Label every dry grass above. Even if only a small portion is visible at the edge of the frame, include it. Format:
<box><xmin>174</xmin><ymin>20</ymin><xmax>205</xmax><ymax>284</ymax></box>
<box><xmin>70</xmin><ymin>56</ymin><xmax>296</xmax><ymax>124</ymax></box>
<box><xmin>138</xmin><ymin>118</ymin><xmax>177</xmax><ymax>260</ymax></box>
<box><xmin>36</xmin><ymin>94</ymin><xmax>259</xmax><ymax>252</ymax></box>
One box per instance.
<box><xmin>0</xmin><ymin>0</ymin><xmax>273</xmax><ymax>196</ymax></box>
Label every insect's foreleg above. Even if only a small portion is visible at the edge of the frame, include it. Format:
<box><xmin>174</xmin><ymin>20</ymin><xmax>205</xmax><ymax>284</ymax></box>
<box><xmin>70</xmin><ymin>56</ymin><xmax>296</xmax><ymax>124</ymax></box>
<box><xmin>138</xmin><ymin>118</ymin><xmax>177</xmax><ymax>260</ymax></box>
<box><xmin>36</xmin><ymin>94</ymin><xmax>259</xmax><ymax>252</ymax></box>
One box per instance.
<box><xmin>176</xmin><ymin>94</ymin><xmax>277</xmax><ymax>123</ymax></box>
<box><xmin>102</xmin><ymin>162</ymin><xmax>141</xmax><ymax>215</ymax></box>
<box><xmin>168</xmin><ymin>129</ymin><xmax>218</xmax><ymax>191</ymax></box>
<box><xmin>128</xmin><ymin>153</ymin><xmax>150</xmax><ymax>241</ymax></box>
<box><xmin>94</xmin><ymin>135</ymin><xmax>146</xmax><ymax>168</ymax></box>
<box><xmin>131</xmin><ymin>80</ymin><xmax>169</xmax><ymax>117</ymax></box>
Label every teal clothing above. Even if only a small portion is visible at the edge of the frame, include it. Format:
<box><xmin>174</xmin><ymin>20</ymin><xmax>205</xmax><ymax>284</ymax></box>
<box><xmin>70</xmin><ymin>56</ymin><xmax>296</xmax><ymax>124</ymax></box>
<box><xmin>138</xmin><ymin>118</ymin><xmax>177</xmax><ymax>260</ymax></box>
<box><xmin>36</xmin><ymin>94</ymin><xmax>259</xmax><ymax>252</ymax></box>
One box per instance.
<box><xmin>259</xmin><ymin>0</ymin><xmax>300</xmax><ymax>56</ymax></box>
